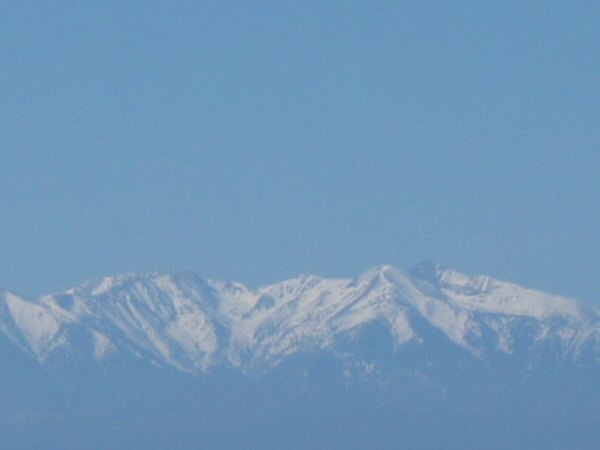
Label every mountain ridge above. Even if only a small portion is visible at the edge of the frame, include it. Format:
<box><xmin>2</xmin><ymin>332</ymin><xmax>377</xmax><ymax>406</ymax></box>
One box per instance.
<box><xmin>1</xmin><ymin>262</ymin><xmax>598</xmax><ymax>375</ymax></box>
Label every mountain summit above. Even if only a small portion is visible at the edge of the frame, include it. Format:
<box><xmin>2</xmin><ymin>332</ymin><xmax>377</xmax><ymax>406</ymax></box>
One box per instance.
<box><xmin>1</xmin><ymin>264</ymin><xmax>598</xmax><ymax>374</ymax></box>
<box><xmin>3</xmin><ymin>264</ymin><xmax>600</xmax><ymax>449</ymax></box>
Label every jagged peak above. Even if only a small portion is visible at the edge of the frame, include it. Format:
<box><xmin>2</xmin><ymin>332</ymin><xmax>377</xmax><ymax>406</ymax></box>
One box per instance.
<box><xmin>356</xmin><ymin>264</ymin><xmax>402</xmax><ymax>281</ymax></box>
<box><xmin>409</xmin><ymin>261</ymin><xmax>485</xmax><ymax>293</ymax></box>
<box><xmin>258</xmin><ymin>272</ymin><xmax>325</xmax><ymax>294</ymax></box>
<box><xmin>66</xmin><ymin>272</ymin><xmax>144</xmax><ymax>296</ymax></box>
<box><xmin>65</xmin><ymin>270</ymin><xmax>211</xmax><ymax>297</ymax></box>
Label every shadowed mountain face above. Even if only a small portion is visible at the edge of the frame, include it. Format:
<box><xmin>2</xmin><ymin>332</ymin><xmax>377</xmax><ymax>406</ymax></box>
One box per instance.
<box><xmin>2</xmin><ymin>263</ymin><xmax>600</xmax><ymax>449</ymax></box>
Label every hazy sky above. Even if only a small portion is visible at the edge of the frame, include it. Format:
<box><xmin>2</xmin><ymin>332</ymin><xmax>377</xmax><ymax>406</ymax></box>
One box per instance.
<box><xmin>2</xmin><ymin>2</ymin><xmax>599</xmax><ymax>302</ymax></box>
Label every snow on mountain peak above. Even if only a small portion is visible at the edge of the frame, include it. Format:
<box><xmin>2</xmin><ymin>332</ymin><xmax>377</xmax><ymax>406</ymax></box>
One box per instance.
<box><xmin>1</xmin><ymin>264</ymin><xmax>599</xmax><ymax>373</ymax></box>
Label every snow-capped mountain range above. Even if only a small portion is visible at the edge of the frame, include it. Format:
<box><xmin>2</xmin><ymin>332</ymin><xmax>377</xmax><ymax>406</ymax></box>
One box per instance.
<box><xmin>2</xmin><ymin>261</ymin><xmax>599</xmax><ymax>375</ymax></box>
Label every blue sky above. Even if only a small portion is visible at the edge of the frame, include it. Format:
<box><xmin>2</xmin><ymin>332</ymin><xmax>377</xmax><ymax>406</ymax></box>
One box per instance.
<box><xmin>2</xmin><ymin>2</ymin><xmax>599</xmax><ymax>302</ymax></box>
